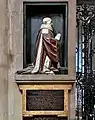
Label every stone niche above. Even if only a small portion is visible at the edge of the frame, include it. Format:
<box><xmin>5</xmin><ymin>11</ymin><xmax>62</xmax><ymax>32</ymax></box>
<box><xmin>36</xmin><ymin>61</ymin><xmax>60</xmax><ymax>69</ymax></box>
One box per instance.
<box><xmin>23</xmin><ymin>2</ymin><xmax>68</xmax><ymax>71</ymax></box>
<box><xmin>15</xmin><ymin>0</ymin><xmax>76</xmax><ymax>83</ymax></box>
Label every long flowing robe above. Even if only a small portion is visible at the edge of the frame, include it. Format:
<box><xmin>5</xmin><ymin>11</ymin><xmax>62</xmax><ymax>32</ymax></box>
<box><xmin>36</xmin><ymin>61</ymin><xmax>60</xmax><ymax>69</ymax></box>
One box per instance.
<box><xmin>32</xmin><ymin>28</ymin><xmax>60</xmax><ymax>74</ymax></box>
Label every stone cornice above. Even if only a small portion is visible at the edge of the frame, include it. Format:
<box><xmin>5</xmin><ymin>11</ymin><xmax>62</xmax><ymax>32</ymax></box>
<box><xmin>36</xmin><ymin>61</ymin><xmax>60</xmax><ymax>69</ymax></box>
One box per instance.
<box><xmin>15</xmin><ymin>74</ymin><xmax>76</xmax><ymax>84</ymax></box>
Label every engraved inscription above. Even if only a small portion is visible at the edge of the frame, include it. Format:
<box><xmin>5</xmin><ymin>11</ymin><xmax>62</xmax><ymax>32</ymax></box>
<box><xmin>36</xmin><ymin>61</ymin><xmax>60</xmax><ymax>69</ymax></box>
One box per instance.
<box><xmin>23</xmin><ymin>116</ymin><xmax>67</xmax><ymax>120</ymax></box>
<box><xmin>26</xmin><ymin>90</ymin><xmax>64</xmax><ymax>111</ymax></box>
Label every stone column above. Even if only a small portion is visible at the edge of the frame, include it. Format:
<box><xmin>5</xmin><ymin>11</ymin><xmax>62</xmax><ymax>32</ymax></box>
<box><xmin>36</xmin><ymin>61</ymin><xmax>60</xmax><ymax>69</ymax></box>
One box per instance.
<box><xmin>68</xmin><ymin>83</ymin><xmax>76</xmax><ymax>120</ymax></box>
<box><xmin>8</xmin><ymin>0</ymin><xmax>23</xmax><ymax>120</ymax></box>
<box><xmin>0</xmin><ymin>0</ymin><xmax>8</xmax><ymax>120</ymax></box>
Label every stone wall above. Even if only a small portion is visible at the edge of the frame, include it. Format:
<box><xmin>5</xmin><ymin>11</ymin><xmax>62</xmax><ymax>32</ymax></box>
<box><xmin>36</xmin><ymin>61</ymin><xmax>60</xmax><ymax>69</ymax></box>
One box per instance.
<box><xmin>8</xmin><ymin>0</ymin><xmax>23</xmax><ymax>120</ymax></box>
<box><xmin>0</xmin><ymin>0</ymin><xmax>8</xmax><ymax>120</ymax></box>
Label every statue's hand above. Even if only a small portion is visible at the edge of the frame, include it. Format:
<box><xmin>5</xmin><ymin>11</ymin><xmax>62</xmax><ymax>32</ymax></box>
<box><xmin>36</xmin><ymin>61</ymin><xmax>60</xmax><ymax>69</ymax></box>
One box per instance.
<box><xmin>55</xmin><ymin>33</ymin><xmax>61</xmax><ymax>41</ymax></box>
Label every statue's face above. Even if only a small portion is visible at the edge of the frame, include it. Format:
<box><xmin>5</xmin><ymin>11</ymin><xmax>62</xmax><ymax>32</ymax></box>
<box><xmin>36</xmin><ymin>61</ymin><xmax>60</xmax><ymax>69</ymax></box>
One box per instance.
<box><xmin>47</xmin><ymin>21</ymin><xmax>51</xmax><ymax>25</ymax></box>
<box><xmin>40</xmin><ymin>17</ymin><xmax>53</xmax><ymax>31</ymax></box>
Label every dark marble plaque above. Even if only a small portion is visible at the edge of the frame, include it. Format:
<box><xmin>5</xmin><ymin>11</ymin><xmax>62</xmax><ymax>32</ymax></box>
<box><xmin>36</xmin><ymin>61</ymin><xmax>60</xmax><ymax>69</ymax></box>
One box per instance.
<box><xmin>23</xmin><ymin>116</ymin><xmax>67</xmax><ymax>120</ymax></box>
<box><xmin>26</xmin><ymin>90</ymin><xmax>64</xmax><ymax>111</ymax></box>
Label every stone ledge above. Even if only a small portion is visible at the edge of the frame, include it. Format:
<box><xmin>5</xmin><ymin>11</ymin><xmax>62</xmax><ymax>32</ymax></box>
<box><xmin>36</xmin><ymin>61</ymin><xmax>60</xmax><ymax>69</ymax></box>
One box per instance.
<box><xmin>15</xmin><ymin>74</ymin><xmax>76</xmax><ymax>84</ymax></box>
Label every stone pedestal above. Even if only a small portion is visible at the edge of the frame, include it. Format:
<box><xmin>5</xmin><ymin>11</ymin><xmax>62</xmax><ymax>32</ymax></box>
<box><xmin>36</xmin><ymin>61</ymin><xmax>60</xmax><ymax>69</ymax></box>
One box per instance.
<box><xmin>15</xmin><ymin>74</ymin><xmax>76</xmax><ymax>120</ymax></box>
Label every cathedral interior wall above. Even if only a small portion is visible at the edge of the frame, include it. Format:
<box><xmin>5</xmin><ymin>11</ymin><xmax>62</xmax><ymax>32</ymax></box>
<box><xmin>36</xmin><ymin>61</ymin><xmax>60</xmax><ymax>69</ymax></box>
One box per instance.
<box><xmin>0</xmin><ymin>0</ymin><xmax>76</xmax><ymax>120</ymax></box>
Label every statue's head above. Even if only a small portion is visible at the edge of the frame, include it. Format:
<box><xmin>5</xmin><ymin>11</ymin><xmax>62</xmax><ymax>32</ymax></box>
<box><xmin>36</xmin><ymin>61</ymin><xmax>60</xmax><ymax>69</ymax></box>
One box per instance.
<box><xmin>43</xmin><ymin>17</ymin><xmax>52</xmax><ymax>25</ymax></box>
<box><xmin>40</xmin><ymin>17</ymin><xmax>53</xmax><ymax>31</ymax></box>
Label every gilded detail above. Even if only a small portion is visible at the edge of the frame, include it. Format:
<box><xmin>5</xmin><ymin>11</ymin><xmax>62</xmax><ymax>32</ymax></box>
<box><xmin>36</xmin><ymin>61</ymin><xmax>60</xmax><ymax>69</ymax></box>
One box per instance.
<box><xmin>19</xmin><ymin>84</ymin><xmax>72</xmax><ymax>117</ymax></box>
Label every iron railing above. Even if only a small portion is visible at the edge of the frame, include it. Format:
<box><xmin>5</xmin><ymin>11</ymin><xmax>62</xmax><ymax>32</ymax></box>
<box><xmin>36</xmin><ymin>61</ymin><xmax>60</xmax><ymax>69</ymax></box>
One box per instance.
<box><xmin>76</xmin><ymin>4</ymin><xmax>95</xmax><ymax>120</ymax></box>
